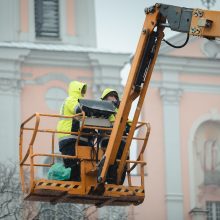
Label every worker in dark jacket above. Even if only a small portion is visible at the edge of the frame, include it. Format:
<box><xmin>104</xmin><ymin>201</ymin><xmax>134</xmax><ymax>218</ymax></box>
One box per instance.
<box><xmin>57</xmin><ymin>81</ymin><xmax>88</xmax><ymax>181</ymax></box>
<box><xmin>100</xmin><ymin>88</ymin><xmax>130</xmax><ymax>184</ymax></box>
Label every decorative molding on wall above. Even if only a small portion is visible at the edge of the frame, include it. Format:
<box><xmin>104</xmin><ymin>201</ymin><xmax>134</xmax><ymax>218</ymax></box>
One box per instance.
<box><xmin>0</xmin><ymin>42</ymin><xmax>130</xmax><ymax>54</ymax></box>
<box><xmin>0</xmin><ymin>44</ymin><xmax>129</xmax><ymax>101</ymax></box>
<box><xmin>201</xmin><ymin>39</ymin><xmax>220</xmax><ymax>58</ymax></box>
<box><xmin>160</xmin><ymin>87</ymin><xmax>183</xmax><ymax>105</ymax></box>
<box><xmin>23</xmin><ymin>73</ymin><xmax>93</xmax><ymax>96</ymax></box>
<box><xmin>189</xmin><ymin>207</ymin><xmax>208</xmax><ymax>220</ymax></box>
<box><xmin>0</xmin><ymin>48</ymin><xmax>30</xmax><ymax>94</ymax></box>
<box><xmin>23</xmin><ymin>73</ymin><xmax>71</xmax><ymax>85</ymax></box>
<box><xmin>24</xmin><ymin>50</ymin><xmax>93</xmax><ymax>68</ymax></box>
<box><xmin>88</xmin><ymin>52</ymin><xmax>130</xmax><ymax>98</ymax></box>
<box><xmin>0</xmin><ymin>43</ymin><xmax>129</xmax><ymax>70</ymax></box>
<box><xmin>0</xmin><ymin>78</ymin><xmax>22</xmax><ymax>94</ymax></box>
<box><xmin>0</xmin><ymin>48</ymin><xmax>29</xmax><ymax>162</ymax></box>
<box><xmin>155</xmin><ymin>54</ymin><xmax>220</xmax><ymax>76</ymax></box>
<box><xmin>165</xmin><ymin>193</ymin><xmax>184</xmax><ymax>201</ymax></box>
<box><xmin>151</xmin><ymin>81</ymin><xmax>220</xmax><ymax>95</ymax></box>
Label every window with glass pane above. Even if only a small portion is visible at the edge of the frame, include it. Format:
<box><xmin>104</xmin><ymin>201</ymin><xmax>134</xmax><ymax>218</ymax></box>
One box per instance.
<box><xmin>206</xmin><ymin>201</ymin><xmax>220</xmax><ymax>220</ymax></box>
<box><xmin>35</xmin><ymin>0</ymin><xmax>60</xmax><ymax>38</ymax></box>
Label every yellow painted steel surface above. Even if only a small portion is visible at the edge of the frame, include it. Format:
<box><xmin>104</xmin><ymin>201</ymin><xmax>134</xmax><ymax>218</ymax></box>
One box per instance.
<box><xmin>19</xmin><ymin>113</ymin><xmax>149</xmax><ymax>206</ymax></box>
<box><xmin>190</xmin><ymin>9</ymin><xmax>220</xmax><ymax>37</ymax></box>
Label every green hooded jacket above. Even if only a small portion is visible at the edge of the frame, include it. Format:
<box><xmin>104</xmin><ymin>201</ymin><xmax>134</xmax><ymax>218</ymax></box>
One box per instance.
<box><xmin>101</xmin><ymin>88</ymin><xmax>119</xmax><ymax>100</ymax></box>
<box><xmin>57</xmin><ymin>81</ymin><xmax>87</xmax><ymax>140</ymax></box>
<box><xmin>101</xmin><ymin>88</ymin><xmax>132</xmax><ymax>125</ymax></box>
<box><xmin>101</xmin><ymin>88</ymin><xmax>118</xmax><ymax>123</ymax></box>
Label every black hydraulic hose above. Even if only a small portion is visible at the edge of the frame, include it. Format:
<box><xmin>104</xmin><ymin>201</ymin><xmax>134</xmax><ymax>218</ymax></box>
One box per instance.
<box><xmin>162</xmin><ymin>34</ymin><xmax>190</xmax><ymax>48</ymax></box>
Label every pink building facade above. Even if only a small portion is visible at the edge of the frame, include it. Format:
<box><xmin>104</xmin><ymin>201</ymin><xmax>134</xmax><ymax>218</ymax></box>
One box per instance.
<box><xmin>134</xmin><ymin>35</ymin><xmax>220</xmax><ymax>220</ymax></box>
<box><xmin>0</xmin><ymin>0</ymin><xmax>129</xmax><ymax>159</ymax></box>
<box><xmin>0</xmin><ymin>1</ymin><xmax>219</xmax><ymax>220</ymax></box>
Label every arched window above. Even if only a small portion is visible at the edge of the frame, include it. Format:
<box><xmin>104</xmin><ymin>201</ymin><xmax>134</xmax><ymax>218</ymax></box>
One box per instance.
<box><xmin>193</xmin><ymin>120</ymin><xmax>220</xmax><ymax>218</ymax></box>
<box><xmin>193</xmin><ymin>121</ymin><xmax>220</xmax><ymax>187</ymax></box>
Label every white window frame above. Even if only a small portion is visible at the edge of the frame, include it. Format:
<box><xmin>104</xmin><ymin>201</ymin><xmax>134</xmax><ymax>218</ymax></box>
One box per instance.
<box><xmin>207</xmin><ymin>201</ymin><xmax>220</xmax><ymax>220</ymax></box>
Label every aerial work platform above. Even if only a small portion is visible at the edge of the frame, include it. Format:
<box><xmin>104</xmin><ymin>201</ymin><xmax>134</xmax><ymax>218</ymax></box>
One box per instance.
<box><xmin>19</xmin><ymin>112</ymin><xmax>150</xmax><ymax>207</ymax></box>
<box><xmin>26</xmin><ymin>179</ymin><xmax>144</xmax><ymax>207</ymax></box>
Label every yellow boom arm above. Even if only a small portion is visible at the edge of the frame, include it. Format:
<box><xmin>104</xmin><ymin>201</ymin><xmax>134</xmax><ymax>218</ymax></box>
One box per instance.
<box><xmin>97</xmin><ymin>3</ymin><xmax>220</xmax><ymax>184</ymax></box>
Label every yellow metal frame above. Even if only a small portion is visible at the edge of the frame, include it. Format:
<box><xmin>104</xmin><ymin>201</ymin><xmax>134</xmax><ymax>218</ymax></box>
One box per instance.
<box><xmin>99</xmin><ymin>5</ymin><xmax>164</xmax><ymax>184</ymax></box>
<box><xmin>19</xmin><ymin>113</ymin><xmax>150</xmax><ymax>206</ymax></box>
<box><xmin>190</xmin><ymin>9</ymin><xmax>220</xmax><ymax>37</ymax></box>
<box><xmin>98</xmin><ymin>4</ymin><xmax>220</xmax><ymax>185</ymax></box>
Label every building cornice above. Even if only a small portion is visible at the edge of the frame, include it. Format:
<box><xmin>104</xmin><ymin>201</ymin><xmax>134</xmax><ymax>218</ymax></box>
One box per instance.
<box><xmin>151</xmin><ymin>80</ymin><xmax>220</xmax><ymax>95</ymax></box>
<box><xmin>0</xmin><ymin>42</ymin><xmax>130</xmax><ymax>68</ymax></box>
<box><xmin>0</xmin><ymin>43</ymin><xmax>130</xmax><ymax>99</ymax></box>
<box><xmin>155</xmin><ymin>54</ymin><xmax>220</xmax><ymax>76</ymax></box>
<box><xmin>24</xmin><ymin>50</ymin><xmax>92</xmax><ymax>68</ymax></box>
<box><xmin>0</xmin><ymin>42</ymin><xmax>129</xmax><ymax>55</ymax></box>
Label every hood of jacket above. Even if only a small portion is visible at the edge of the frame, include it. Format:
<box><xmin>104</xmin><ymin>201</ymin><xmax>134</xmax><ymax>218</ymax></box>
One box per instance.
<box><xmin>68</xmin><ymin>81</ymin><xmax>87</xmax><ymax>99</ymax></box>
<box><xmin>101</xmin><ymin>88</ymin><xmax>119</xmax><ymax>100</ymax></box>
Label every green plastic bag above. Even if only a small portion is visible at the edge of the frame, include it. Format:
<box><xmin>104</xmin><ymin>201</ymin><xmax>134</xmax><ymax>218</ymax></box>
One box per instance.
<box><xmin>47</xmin><ymin>163</ymin><xmax>71</xmax><ymax>180</ymax></box>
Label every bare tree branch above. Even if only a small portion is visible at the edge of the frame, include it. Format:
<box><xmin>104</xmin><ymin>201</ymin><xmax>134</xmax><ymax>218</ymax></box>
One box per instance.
<box><xmin>0</xmin><ymin>161</ymin><xmax>129</xmax><ymax>220</ymax></box>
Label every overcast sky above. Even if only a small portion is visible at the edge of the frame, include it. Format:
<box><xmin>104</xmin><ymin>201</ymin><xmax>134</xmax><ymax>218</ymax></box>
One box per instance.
<box><xmin>95</xmin><ymin>0</ymin><xmax>220</xmax><ymax>53</ymax></box>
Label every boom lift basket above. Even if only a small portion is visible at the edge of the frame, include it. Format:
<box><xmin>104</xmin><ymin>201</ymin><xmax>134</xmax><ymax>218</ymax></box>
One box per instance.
<box><xmin>19</xmin><ymin>1</ymin><xmax>220</xmax><ymax>208</ymax></box>
<box><xmin>19</xmin><ymin>112</ymin><xmax>150</xmax><ymax>207</ymax></box>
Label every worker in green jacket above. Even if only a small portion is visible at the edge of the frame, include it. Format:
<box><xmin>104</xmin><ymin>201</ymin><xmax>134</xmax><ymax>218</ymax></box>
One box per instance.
<box><xmin>101</xmin><ymin>88</ymin><xmax>132</xmax><ymax>126</ymax></box>
<box><xmin>100</xmin><ymin>88</ymin><xmax>130</xmax><ymax>184</ymax></box>
<box><xmin>57</xmin><ymin>80</ymin><xmax>89</xmax><ymax>181</ymax></box>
